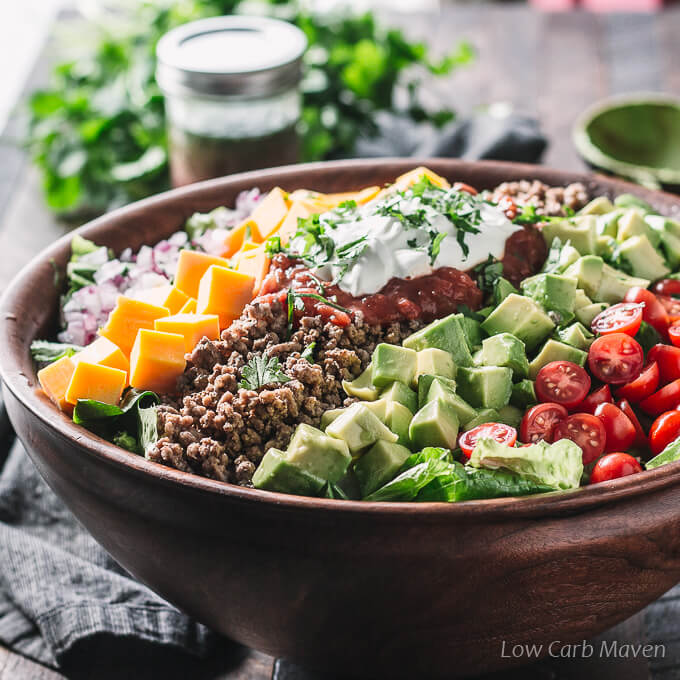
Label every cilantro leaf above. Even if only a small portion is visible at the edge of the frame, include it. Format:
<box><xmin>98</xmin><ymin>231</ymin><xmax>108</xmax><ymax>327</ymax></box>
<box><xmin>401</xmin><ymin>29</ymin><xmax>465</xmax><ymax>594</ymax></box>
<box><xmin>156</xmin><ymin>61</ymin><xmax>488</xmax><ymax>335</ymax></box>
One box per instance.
<box><xmin>473</xmin><ymin>255</ymin><xmax>504</xmax><ymax>293</ymax></box>
<box><xmin>301</xmin><ymin>342</ymin><xmax>316</xmax><ymax>363</ymax></box>
<box><xmin>240</xmin><ymin>354</ymin><xmax>291</xmax><ymax>391</ymax></box>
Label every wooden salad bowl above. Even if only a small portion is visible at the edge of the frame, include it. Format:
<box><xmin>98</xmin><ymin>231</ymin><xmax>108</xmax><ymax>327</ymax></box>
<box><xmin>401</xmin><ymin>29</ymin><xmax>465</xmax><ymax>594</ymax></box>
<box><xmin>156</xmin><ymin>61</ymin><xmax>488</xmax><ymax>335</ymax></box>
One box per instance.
<box><xmin>3</xmin><ymin>160</ymin><xmax>680</xmax><ymax>678</ymax></box>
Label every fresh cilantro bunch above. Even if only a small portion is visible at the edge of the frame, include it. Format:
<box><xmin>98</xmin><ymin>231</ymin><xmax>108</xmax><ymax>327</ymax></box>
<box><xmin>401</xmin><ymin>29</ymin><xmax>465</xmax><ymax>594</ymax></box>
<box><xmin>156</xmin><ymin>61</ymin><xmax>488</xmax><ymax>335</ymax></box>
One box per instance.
<box><xmin>26</xmin><ymin>0</ymin><xmax>473</xmax><ymax>218</ymax></box>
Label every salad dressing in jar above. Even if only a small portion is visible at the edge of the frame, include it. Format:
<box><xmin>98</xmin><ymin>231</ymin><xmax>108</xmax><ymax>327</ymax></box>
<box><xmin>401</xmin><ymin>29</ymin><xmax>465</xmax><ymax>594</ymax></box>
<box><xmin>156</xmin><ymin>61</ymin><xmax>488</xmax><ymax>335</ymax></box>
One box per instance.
<box><xmin>156</xmin><ymin>16</ymin><xmax>307</xmax><ymax>186</ymax></box>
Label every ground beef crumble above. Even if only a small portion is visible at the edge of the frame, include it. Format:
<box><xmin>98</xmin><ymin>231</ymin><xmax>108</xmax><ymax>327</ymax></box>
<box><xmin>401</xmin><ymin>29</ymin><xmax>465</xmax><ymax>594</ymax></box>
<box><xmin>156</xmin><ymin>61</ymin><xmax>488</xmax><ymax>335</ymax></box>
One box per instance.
<box><xmin>147</xmin><ymin>297</ymin><xmax>423</xmax><ymax>485</ymax></box>
<box><xmin>490</xmin><ymin>180</ymin><xmax>589</xmax><ymax>216</ymax></box>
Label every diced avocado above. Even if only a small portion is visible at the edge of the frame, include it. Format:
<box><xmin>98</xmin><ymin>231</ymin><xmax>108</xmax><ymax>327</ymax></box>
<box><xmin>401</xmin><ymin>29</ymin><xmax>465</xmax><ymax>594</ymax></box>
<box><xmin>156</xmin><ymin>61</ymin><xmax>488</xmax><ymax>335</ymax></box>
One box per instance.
<box><xmin>480</xmin><ymin>294</ymin><xmax>555</xmax><ymax>352</ymax></box>
<box><xmin>353</xmin><ymin>440</ymin><xmax>413</xmax><ymax>497</ymax></box>
<box><xmin>409</xmin><ymin>398</ymin><xmax>460</xmax><ymax>450</ymax></box>
<box><xmin>253</xmin><ymin>448</ymin><xmax>326</xmax><ymax>496</ymax></box>
<box><xmin>497</xmin><ymin>404</ymin><xmax>523</xmax><ymax>429</ymax></box>
<box><xmin>332</xmin><ymin>468</ymin><xmax>361</xmax><ymax>500</ymax></box>
<box><xmin>617</xmin><ymin>208</ymin><xmax>661</xmax><ymax>247</ymax></box>
<box><xmin>596</xmin><ymin>234</ymin><xmax>617</xmax><ymax>260</ymax></box>
<box><xmin>477</xmin><ymin>306</ymin><xmax>494</xmax><ymax>319</ymax></box>
<box><xmin>576</xmin><ymin>302</ymin><xmax>609</xmax><ymax>327</ymax></box>
<box><xmin>325</xmin><ymin>403</ymin><xmax>398</xmax><ymax>454</ymax></box>
<box><xmin>460</xmin><ymin>316</ymin><xmax>483</xmax><ymax>349</ymax></box>
<box><xmin>403</xmin><ymin>313</ymin><xmax>473</xmax><ymax>367</ymax></box>
<box><xmin>596</xmin><ymin>263</ymin><xmax>650</xmax><ymax>304</ymax></box>
<box><xmin>285</xmin><ymin>424</ymin><xmax>352</xmax><ymax>483</ymax></box>
<box><xmin>521</xmin><ymin>273</ymin><xmax>577</xmax><ymax>327</ymax></box>
<box><xmin>646</xmin><ymin>215</ymin><xmax>680</xmax><ymax>269</ymax></box>
<box><xmin>614</xmin><ymin>193</ymin><xmax>653</xmax><ymax>213</ymax></box>
<box><xmin>493</xmin><ymin>277</ymin><xmax>518</xmax><ymax>305</ymax></box>
<box><xmin>468</xmin><ymin>437</ymin><xmax>583</xmax><ymax>490</ymax></box>
<box><xmin>578</xmin><ymin>196</ymin><xmax>615</xmax><ymax>216</ymax></box>
<box><xmin>528</xmin><ymin>339</ymin><xmax>587</xmax><ymax>380</ymax></box>
<box><xmin>456</xmin><ymin>366</ymin><xmax>513</xmax><ymax>410</ymax></box>
<box><xmin>379</xmin><ymin>381</ymin><xmax>418</xmax><ymax>414</ymax></box>
<box><xmin>385</xmin><ymin>401</ymin><xmax>413</xmax><ymax>448</ymax></box>
<box><xmin>321</xmin><ymin>408</ymin><xmax>344</xmax><ymax>430</ymax></box>
<box><xmin>510</xmin><ymin>379</ymin><xmax>536</xmax><ymax>409</ymax></box>
<box><xmin>462</xmin><ymin>408</ymin><xmax>500</xmax><ymax>431</ymax></box>
<box><xmin>417</xmin><ymin>373</ymin><xmax>457</xmax><ymax>408</ymax></box>
<box><xmin>635</xmin><ymin>320</ymin><xmax>662</xmax><ymax>355</ymax></box>
<box><xmin>556</xmin><ymin>322</ymin><xmax>594</xmax><ymax>351</ymax></box>
<box><xmin>542</xmin><ymin>239</ymin><xmax>581</xmax><ymax>274</ymax></box>
<box><xmin>646</xmin><ymin>438</ymin><xmax>680</xmax><ymax>470</ymax></box>
<box><xmin>564</xmin><ymin>256</ymin><xmax>604</xmax><ymax>300</ymax></box>
<box><xmin>541</xmin><ymin>215</ymin><xmax>597</xmax><ymax>255</ymax></box>
<box><xmin>614</xmin><ymin>235</ymin><xmax>670</xmax><ymax>281</ymax></box>
<box><xmin>415</xmin><ymin>348</ymin><xmax>456</xmax><ymax>385</ymax></box>
<box><xmin>596</xmin><ymin>209</ymin><xmax>624</xmax><ymax>237</ymax></box>
<box><xmin>363</xmin><ymin>399</ymin><xmax>389</xmax><ymax>422</ymax></box>
<box><xmin>426</xmin><ymin>377</ymin><xmax>477</xmax><ymax>426</ymax></box>
<box><xmin>371</xmin><ymin>344</ymin><xmax>417</xmax><ymax>389</ymax></box>
<box><xmin>574</xmin><ymin>288</ymin><xmax>592</xmax><ymax>310</ymax></box>
<box><xmin>342</xmin><ymin>365</ymin><xmax>378</xmax><ymax>401</ymax></box>
<box><xmin>478</xmin><ymin>333</ymin><xmax>529</xmax><ymax>379</ymax></box>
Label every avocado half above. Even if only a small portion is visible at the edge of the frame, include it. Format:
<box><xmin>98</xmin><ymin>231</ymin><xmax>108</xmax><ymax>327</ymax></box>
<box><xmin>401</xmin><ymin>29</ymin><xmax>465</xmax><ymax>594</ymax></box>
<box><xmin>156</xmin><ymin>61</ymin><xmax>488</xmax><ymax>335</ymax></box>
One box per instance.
<box><xmin>573</xmin><ymin>93</ymin><xmax>680</xmax><ymax>192</ymax></box>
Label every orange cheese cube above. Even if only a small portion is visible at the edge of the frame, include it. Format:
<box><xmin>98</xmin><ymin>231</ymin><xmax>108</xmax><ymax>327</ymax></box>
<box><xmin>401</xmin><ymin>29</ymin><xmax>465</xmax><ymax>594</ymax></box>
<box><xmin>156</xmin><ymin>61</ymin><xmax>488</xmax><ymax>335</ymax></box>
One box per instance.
<box><xmin>241</xmin><ymin>240</ymin><xmax>259</xmax><ymax>253</ymax></box>
<box><xmin>65</xmin><ymin>361</ymin><xmax>127</xmax><ymax>406</ymax></box>
<box><xmin>73</xmin><ymin>336</ymin><xmax>129</xmax><ymax>379</ymax></box>
<box><xmin>155</xmin><ymin>313</ymin><xmax>220</xmax><ymax>352</ymax></box>
<box><xmin>246</xmin><ymin>187</ymin><xmax>289</xmax><ymax>242</ymax></box>
<box><xmin>134</xmin><ymin>285</ymin><xmax>189</xmax><ymax>314</ymax></box>
<box><xmin>179</xmin><ymin>297</ymin><xmax>197</xmax><ymax>314</ymax></box>
<box><xmin>276</xmin><ymin>200</ymin><xmax>318</xmax><ymax>245</ymax></box>
<box><xmin>99</xmin><ymin>296</ymin><xmax>170</xmax><ymax>356</ymax></box>
<box><xmin>197</xmin><ymin>265</ymin><xmax>256</xmax><ymax>328</ymax></box>
<box><xmin>173</xmin><ymin>250</ymin><xmax>231</xmax><ymax>298</ymax></box>
<box><xmin>38</xmin><ymin>355</ymin><xmax>76</xmax><ymax>413</ymax></box>
<box><xmin>222</xmin><ymin>221</ymin><xmax>249</xmax><ymax>258</ymax></box>
<box><xmin>393</xmin><ymin>166</ymin><xmax>450</xmax><ymax>191</ymax></box>
<box><xmin>236</xmin><ymin>246</ymin><xmax>270</xmax><ymax>296</ymax></box>
<box><xmin>129</xmin><ymin>329</ymin><xmax>186</xmax><ymax>394</ymax></box>
<box><xmin>318</xmin><ymin>185</ymin><xmax>381</xmax><ymax>209</ymax></box>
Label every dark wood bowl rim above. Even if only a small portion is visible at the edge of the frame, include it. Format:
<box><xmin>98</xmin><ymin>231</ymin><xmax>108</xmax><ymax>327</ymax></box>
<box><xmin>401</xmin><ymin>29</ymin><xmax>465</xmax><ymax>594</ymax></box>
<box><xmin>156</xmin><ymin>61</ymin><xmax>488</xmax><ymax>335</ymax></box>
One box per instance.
<box><xmin>4</xmin><ymin>158</ymin><xmax>680</xmax><ymax>519</ymax></box>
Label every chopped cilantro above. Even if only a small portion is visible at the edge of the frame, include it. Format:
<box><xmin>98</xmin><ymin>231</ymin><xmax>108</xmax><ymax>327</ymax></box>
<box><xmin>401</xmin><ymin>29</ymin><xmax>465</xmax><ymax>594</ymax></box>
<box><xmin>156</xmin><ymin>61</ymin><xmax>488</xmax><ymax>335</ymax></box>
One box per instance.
<box><xmin>301</xmin><ymin>342</ymin><xmax>316</xmax><ymax>362</ymax></box>
<box><xmin>239</xmin><ymin>354</ymin><xmax>291</xmax><ymax>391</ymax></box>
<box><xmin>473</xmin><ymin>255</ymin><xmax>504</xmax><ymax>293</ymax></box>
<box><xmin>264</xmin><ymin>236</ymin><xmax>282</xmax><ymax>258</ymax></box>
<box><xmin>428</xmin><ymin>232</ymin><xmax>447</xmax><ymax>264</ymax></box>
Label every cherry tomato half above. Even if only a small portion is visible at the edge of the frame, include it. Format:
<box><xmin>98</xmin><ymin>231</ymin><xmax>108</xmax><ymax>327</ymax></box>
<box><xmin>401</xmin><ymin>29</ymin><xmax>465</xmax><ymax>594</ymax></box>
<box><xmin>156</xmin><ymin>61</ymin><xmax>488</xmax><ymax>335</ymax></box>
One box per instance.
<box><xmin>669</xmin><ymin>323</ymin><xmax>680</xmax><ymax>348</ymax></box>
<box><xmin>594</xmin><ymin>402</ymin><xmax>636</xmax><ymax>453</ymax></box>
<box><xmin>648</xmin><ymin>344</ymin><xmax>680</xmax><ymax>384</ymax></box>
<box><xmin>616</xmin><ymin>399</ymin><xmax>648</xmax><ymax>449</ymax></box>
<box><xmin>658</xmin><ymin>295</ymin><xmax>680</xmax><ymax>317</ymax></box>
<box><xmin>578</xmin><ymin>385</ymin><xmax>612</xmax><ymax>414</ymax></box>
<box><xmin>590</xmin><ymin>453</ymin><xmax>643</xmax><ymax>484</ymax></box>
<box><xmin>623</xmin><ymin>287</ymin><xmax>668</xmax><ymax>336</ymax></box>
<box><xmin>535</xmin><ymin>361</ymin><xmax>591</xmax><ymax>408</ymax></box>
<box><xmin>591</xmin><ymin>302</ymin><xmax>643</xmax><ymax>337</ymax></box>
<box><xmin>452</xmin><ymin>182</ymin><xmax>478</xmax><ymax>196</ymax></box>
<box><xmin>458</xmin><ymin>422</ymin><xmax>517</xmax><ymax>458</ymax></box>
<box><xmin>552</xmin><ymin>413</ymin><xmax>607</xmax><ymax>465</ymax></box>
<box><xmin>588</xmin><ymin>333</ymin><xmax>644</xmax><ymax>385</ymax></box>
<box><xmin>648</xmin><ymin>410</ymin><xmax>680</xmax><ymax>456</ymax></box>
<box><xmin>519</xmin><ymin>403</ymin><xmax>568</xmax><ymax>444</ymax></box>
<box><xmin>653</xmin><ymin>278</ymin><xmax>680</xmax><ymax>298</ymax></box>
<box><xmin>615</xmin><ymin>362</ymin><xmax>659</xmax><ymax>403</ymax></box>
<box><xmin>639</xmin><ymin>378</ymin><xmax>680</xmax><ymax>416</ymax></box>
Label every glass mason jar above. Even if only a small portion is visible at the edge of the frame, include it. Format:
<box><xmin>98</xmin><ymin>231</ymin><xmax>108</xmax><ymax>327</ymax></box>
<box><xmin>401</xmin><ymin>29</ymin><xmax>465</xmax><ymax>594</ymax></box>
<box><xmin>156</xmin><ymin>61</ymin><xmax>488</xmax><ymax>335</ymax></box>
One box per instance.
<box><xmin>156</xmin><ymin>16</ymin><xmax>307</xmax><ymax>186</ymax></box>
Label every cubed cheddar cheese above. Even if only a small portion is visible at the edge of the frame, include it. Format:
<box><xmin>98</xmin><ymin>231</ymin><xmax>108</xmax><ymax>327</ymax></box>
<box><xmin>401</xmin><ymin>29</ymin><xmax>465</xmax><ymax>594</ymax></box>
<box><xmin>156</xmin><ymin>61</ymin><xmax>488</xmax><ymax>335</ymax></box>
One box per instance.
<box><xmin>317</xmin><ymin>185</ymin><xmax>381</xmax><ymax>209</ymax></box>
<box><xmin>65</xmin><ymin>361</ymin><xmax>127</xmax><ymax>406</ymax></box>
<box><xmin>37</xmin><ymin>355</ymin><xmax>76</xmax><ymax>413</ymax></box>
<box><xmin>179</xmin><ymin>297</ymin><xmax>197</xmax><ymax>314</ymax></box>
<box><xmin>222</xmin><ymin>221</ymin><xmax>249</xmax><ymax>258</ymax></box>
<box><xmin>393</xmin><ymin>166</ymin><xmax>450</xmax><ymax>191</ymax></box>
<box><xmin>235</xmin><ymin>246</ymin><xmax>270</xmax><ymax>296</ymax></box>
<box><xmin>173</xmin><ymin>250</ymin><xmax>231</xmax><ymax>298</ymax></box>
<box><xmin>276</xmin><ymin>200</ymin><xmax>317</xmax><ymax>245</ymax></box>
<box><xmin>73</xmin><ymin>336</ymin><xmax>129</xmax><ymax>379</ymax></box>
<box><xmin>155</xmin><ymin>313</ymin><xmax>220</xmax><ymax>353</ymax></box>
<box><xmin>129</xmin><ymin>329</ymin><xmax>186</xmax><ymax>394</ymax></box>
<box><xmin>241</xmin><ymin>240</ymin><xmax>259</xmax><ymax>253</ymax></box>
<box><xmin>99</xmin><ymin>296</ymin><xmax>170</xmax><ymax>356</ymax></box>
<box><xmin>197</xmin><ymin>265</ymin><xmax>255</xmax><ymax>328</ymax></box>
<box><xmin>246</xmin><ymin>187</ymin><xmax>289</xmax><ymax>242</ymax></box>
<box><xmin>134</xmin><ymin>285</ymin><xmax>189</xmax><ymax>314</ymax></box>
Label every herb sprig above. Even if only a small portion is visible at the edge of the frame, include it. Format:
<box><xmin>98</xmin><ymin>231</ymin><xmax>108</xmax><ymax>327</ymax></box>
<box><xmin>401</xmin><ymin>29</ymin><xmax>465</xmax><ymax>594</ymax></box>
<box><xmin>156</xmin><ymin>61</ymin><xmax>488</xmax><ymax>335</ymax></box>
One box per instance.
<box><xmin>240</xmin><ymin>354</ymin><xmax>291</xmax><ymax>391</ymax></box>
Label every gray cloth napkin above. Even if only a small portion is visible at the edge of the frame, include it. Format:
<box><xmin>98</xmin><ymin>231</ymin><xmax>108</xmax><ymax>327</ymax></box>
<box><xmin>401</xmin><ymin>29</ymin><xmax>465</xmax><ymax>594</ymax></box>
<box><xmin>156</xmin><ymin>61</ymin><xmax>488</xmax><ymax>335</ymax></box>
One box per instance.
<box><xmin>0</xmin><ymin>111</ymin><xmax>547</xmax><ymax>672</ymax></box>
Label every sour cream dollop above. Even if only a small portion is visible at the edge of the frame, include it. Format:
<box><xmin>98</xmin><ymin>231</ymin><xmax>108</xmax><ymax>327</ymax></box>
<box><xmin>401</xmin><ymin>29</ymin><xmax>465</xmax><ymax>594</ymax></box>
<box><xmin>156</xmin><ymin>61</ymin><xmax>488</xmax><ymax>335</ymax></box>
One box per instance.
<box><xmin>295</xmin><ymin>189</ymin><xmax>522</xmax><ymax>298</ymax></box>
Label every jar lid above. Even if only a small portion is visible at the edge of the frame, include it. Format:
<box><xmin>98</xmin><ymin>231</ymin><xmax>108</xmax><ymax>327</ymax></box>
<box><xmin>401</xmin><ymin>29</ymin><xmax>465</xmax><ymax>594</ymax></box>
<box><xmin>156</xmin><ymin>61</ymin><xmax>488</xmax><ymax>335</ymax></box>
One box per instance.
<box><xmin>156</xmin><ymin>16</ymin><xmax>307</xmax><ymax>98</ymax></box>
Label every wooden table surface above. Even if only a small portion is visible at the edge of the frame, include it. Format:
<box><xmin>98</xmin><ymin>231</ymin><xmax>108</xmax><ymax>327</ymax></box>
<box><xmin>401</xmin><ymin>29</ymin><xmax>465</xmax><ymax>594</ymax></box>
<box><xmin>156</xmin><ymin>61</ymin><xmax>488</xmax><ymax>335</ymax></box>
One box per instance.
<box><xmin>1</xmin><ymin>4</ymin><xmax>680</xmax><ymax>679</ymax></box>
